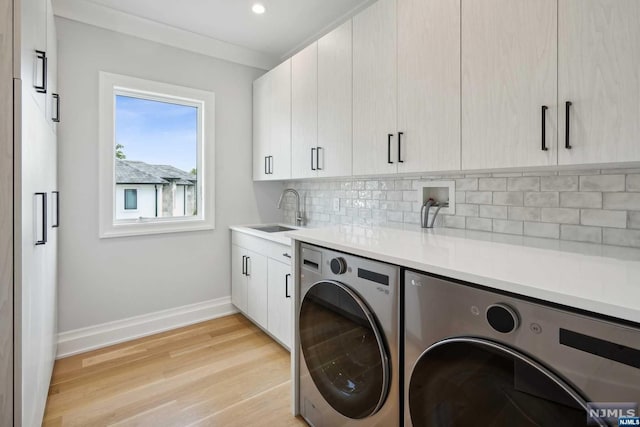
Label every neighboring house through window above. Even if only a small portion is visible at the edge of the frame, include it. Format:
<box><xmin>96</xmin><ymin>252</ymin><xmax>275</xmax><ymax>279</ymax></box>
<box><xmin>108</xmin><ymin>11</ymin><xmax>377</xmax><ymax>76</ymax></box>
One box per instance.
<box><xmin>99</xmin><ymin>72</ymin><xmax>215</xmax><ymax>238</ymax></box>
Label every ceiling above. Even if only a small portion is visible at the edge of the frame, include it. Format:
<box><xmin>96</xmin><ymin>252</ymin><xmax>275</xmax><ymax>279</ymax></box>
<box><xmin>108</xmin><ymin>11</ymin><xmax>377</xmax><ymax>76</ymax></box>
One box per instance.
<box><xmin>82</xmin><ymin>0</ymin><xmax>374</xmax><ymax>59</ymax></box>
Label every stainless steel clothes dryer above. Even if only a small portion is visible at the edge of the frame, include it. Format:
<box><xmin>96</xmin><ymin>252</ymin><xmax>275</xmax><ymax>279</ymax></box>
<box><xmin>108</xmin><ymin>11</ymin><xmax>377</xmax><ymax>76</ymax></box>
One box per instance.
<box><xmin>404</xmin><ymin>270</ymin><xmax>640</xmax><ymax>427</ymax></box>
<box><xmin>298</xmin><ymin>243</ymin><xmax>400</xmax><ymax>427</ymax></box>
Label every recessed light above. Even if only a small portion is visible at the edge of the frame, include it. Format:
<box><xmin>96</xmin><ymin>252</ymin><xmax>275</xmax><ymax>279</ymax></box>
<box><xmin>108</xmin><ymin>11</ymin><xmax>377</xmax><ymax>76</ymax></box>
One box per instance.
<box><xmin>252</xmin><ymin>3</ymin><xmax>266</xmax><ymax>14</ymax></box>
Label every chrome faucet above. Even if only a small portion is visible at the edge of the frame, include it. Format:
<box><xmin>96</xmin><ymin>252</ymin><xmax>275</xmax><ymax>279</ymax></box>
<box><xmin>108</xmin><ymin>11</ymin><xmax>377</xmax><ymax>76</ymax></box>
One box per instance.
<box><xmin>277</xmin><ymin>188</ymin><xmax>304</xmax><ymax>226</ymax></box>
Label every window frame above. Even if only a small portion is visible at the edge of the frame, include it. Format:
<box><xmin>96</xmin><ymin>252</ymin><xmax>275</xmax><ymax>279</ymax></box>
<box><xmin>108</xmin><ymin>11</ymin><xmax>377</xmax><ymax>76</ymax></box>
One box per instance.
<box><xmin>99</xmin><ymin>72</ymin><xmax>215</xmax><ymax>238</ymax></box>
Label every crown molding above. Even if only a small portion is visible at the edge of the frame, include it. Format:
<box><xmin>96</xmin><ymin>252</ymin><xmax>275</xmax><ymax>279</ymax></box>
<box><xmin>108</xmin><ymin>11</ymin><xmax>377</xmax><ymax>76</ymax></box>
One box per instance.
<box><xmin>52</xmin><ymin>0</ymin><xmax>278</xmax><ymax>70</ymax></box>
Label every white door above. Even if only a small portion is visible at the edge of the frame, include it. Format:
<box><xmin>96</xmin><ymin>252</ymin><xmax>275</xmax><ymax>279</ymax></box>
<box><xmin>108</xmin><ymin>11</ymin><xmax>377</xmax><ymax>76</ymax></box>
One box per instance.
<box><xmin>231</xmin><ymin>245</ymin><xmax>247</xmax><ymax>313</ymax></box>
<box><xmin>21</xmin><ymin>0</ymin><xmax>48</xmax><ymax>116</ymax></box>
<box><xmin>558</xmin><ymin>0</ymin><xmax>640</xmax><ymax>165</ymax></box>
<box><xmin>268</xmin><ymin>60</ymin><xmax>292</xmax><ymax>180</ymax></box>
<box><xmin>252</xmin><ymin>75</ymin><xmax>270</xmax><ymax>180</ymax></box>
<box><xmin>291</xmin><ymin>43</ymin><xmax>318</xmax><ymax>179</ymax></box>
<box><xmin>353</xmin><ymin>0</ymin><xmax>398</xmax><ymax>176</ymax></box>
<box><xmin>397</xmin><ymin>0</ymin><xmax>460</xmax><ymax>174</ymax></box>
<box><xmin>318</xmin><ymin>20</ymin><xmax>353</xmax><ymax>178</ymax></box>
<box><xmin>267</xmin><ymin>258</ymin><xmax>292</xmax><ymax>349</ymax></box>
<box><xmin>462</xmin><ymin>0</ymin><xmax>558</xmax><ymax>170</ymax></box>
<box><xmin>246</xmin><ymin>250</ymin><xmax>268</xmax><ymax>328</ymax></box>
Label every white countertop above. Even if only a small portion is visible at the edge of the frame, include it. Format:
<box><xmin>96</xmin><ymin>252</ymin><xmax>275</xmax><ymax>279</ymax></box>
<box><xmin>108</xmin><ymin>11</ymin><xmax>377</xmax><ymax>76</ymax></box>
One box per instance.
<box><xmin>287</xmin><ymin>224</ymin><xmax>640</xmax><ymax>324</ymax></box>
<box><xmin>229</xmin><ymin>223</ymin><xmax>302</xmax><ymax>246</ymax></box>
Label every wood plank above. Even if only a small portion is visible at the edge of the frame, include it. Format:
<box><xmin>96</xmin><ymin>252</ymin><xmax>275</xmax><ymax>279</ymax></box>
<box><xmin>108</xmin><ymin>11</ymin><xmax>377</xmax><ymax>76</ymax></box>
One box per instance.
<box><xmin>42</xmin><ymin>314</ymin><xmax>307</xmax><ymax>426</ymax></box>
<box><xmin>0</xmin><ymin>0</ymin><xmax>14</xmax><ymax>423</ymax></box>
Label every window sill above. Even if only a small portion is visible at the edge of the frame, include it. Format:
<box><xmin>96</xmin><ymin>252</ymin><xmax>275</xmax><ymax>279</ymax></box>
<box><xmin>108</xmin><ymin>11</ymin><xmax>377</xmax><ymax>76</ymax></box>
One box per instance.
<box><xmin>99</xmin><ymin>218</ymin><xmax>215</xmax><ymax>239</ymax></box>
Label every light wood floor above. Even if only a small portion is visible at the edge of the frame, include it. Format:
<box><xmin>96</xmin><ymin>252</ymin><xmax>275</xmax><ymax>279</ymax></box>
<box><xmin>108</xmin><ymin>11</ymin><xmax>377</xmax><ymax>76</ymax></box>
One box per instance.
<box><xmin>43</xmin><ymin>314</ymin><xmax>308</xmax><ymax>426</ymax></box>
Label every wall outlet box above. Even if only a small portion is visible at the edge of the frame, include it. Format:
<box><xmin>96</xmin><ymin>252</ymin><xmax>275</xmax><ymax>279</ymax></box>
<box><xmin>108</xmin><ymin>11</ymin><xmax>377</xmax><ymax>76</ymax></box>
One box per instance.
<box><xmin>333</xmin><ymin>198</ymin><xmax>340</xmax><ymax>212</ymax></box>
<box><xmin>415</xmin><ymin>180</ymin><xmax>455</xmax><ymax>216</ymax></box>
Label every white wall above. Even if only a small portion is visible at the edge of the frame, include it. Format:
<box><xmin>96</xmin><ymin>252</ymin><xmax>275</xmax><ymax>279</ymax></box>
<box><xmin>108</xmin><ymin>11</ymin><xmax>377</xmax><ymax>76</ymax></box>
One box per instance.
<box><xmin>56</xmin><ymin>17</ymin><xmax>283</xmax><ymax>332</ymax></box>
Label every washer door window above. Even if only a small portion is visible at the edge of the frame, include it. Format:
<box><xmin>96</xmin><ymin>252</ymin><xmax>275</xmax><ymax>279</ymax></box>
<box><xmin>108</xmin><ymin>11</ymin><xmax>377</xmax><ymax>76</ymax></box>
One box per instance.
<box><xmin>299</xmin><ymin>281</ymin><xmax>390</xmax><ymax>419</ymax></box>
<box><xmin>409</xmin><ymin>338</ymin><xmax>606</xmax><ymax>427</ymax></box>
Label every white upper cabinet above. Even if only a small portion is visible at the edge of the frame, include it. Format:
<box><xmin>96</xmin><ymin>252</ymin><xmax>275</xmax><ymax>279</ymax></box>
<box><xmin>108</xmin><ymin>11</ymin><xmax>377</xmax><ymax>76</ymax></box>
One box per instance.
<box><xmin>253</xmin><ymin>59</ymin><xmax>291</xmax><ymax>181</ymax></box>
<box><xmin>397</xmin><ymin>0</ymin><xmax>461</xmax><ymax>173</ymax></box>
<box><xmin>318</xmin><ymin>20</ymin><xmax>353</xmax><ymax>178</ymax></box>
<box><xmin>461</xmin><ymin>0</ymin><xmax>558</xmax><ymax>170</ymax></box>
<box><xmin>291</xmin><ymin>43</ymin><xmax>318</xmax><ymax>179</ymax></box>
<box><xmin>558</xmin><ymin>0</ymin><xmax>640</xmax><ymax>165</ymax></box>
<box><xmin>353</xmin><ymin>0</ymin><xmax>397</xmax><ymax>176</ymax></box>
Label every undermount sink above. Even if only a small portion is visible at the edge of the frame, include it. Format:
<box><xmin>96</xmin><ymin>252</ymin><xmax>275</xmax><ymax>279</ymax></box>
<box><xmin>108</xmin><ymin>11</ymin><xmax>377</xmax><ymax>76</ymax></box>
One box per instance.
<box><xmin>249</xmin><ymin>225</ymin><xmax>296</xmax><ymax>233</ymax></box>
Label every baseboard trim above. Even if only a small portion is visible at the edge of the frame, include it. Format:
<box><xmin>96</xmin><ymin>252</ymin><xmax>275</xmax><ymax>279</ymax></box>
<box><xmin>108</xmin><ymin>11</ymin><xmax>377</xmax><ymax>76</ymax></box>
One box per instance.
<box><xmin>56</xmin><ymin>297</ymin><xmax>238</xmax><ymax>358</ymax></box>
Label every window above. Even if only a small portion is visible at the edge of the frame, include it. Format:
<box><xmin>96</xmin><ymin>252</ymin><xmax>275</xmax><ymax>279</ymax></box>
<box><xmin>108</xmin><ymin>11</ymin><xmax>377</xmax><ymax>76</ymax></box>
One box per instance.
<box><xmin>99</xmin><ymin>72</ymin><xmax>215</xmax><ymax>238</ymax></box>
<box><xmin>124</xmin><ymin>189</ymin><xmax>138</xmax><ymax>210</ymax></box>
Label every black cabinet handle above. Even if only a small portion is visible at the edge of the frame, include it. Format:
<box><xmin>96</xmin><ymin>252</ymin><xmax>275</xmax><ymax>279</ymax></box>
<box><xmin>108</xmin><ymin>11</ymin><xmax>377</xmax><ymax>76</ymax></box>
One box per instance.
<box><xmin>264</xmin><ymin>156</ymin><xmax>268</xmax><ymax>175</ymax></box>
<box><xmin>52</xmin><ymin>191</ymin><xmax>59</xmax><ymax>228</ymax></box>
<box><xmin>311</xmin><ymin>148</ymin><xmax>316</xmax><ymax>170</ymax></box>
<box><xmin>242</xmin><ymin>255</ymin><xmax>247</xmax><ymax>275</ymax></box>
<box><xmin>35</xmin><ymin>50</ymin><xmax>47</xmax><ymax>93</ymax></box>
<box><xmin>541</xmin><ymin>106</ymin><xmax>548</xmax><ymax>151</ymax></box>
<box><xmin>35</xmin><ymin>192</ymin><xmax>47</xmax><ymax>245</ymax></box>
<box><xmin>565</xmin><ymin>101</ymin><xmax>572</xmax><ymax>149</ymax></box>
<box><xmin>316</xmin><ymin>147</ymin><xmax>322</xmax><ymax>171</ymax></box>
<box><xmin>268</xmin><ymin>156</ymin><xmax>273</xmax><ymax>174</ymax></box>
<box><xmin>387</xmin><ymin>134</ymin><xmax>394</xmax><ymax>164</ymax></box>
<box><xmin>52</xmin><ymin>93</ymin><xmax>60</xmax><ymax>123</ymax></box>
<box><xmin>285</xmin><ymin>273</ymin><xmax>291</xmax><ymax>298</ymax></box>
<box><xmin>398</xmin><ymin>132</ymin><xmax>404</xmax><ymax>163</ymax></box>
<box><xmin>245</xmin><ymin>257</ymin><xmax>251</xmax><ymax>276</ymax></box>
<box><xmin>282</xmin><ymin>252</ymin><xmax>291</xmax><ymax>258</ymax></box>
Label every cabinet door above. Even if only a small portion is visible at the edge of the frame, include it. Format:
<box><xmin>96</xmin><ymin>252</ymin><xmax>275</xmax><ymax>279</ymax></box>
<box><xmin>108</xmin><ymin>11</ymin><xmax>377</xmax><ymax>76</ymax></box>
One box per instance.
<box><xmin>318</xmin><ymin>20</ymin><xmax>353</xmax><ymax>178</ymax></box>
<box><xmin>253</xmin><ymin>75</ymin><xmax>270</xmax><ymax>180</ymax></box>
<box><xmin>558</xmin><ymin>0</ymin><xmax>640</xmax><ymax>165</ymax></box>
<box><xmin>231</xmin><ymin>245</ymin><xmax>247</xmax><ymax>313</ymax></box>
<box><xmin>45</xmin><ymin>0</ymin><xmax>58</xmax><ymax>131</ymax></box>
<box><xmin>462</xmin><ymin>0</ymin><xmax>557</xmax><ymax>170</ymax></box>
<box><xmin>353</xmin><ymin>0</ymin><xmax>397</xmax><ymax>176</ymax></box>
<box><xmin>397</xmin><ymin>0</ymin><xmax>460</xmax><ymax>173</ymax></box>
<box><xmin>246</xmin><ymin>250</ymin><xmax>268</xmax><ymax>328</ymax></box>
<box><xmin>269</xmin><ymin>59</ymin><xmax>292</xmax><ymax>180</ymax></box>
<box><xmin>21</xmin><ymin>0</ymin><xmax>48</xmax><ymax>116</ymax></box>
<box><xmin>291</xmin><ymin>43</ymin><xmax>318</xmax><ymax>179</ymax></box>
<box><xmin>267</xmin><ymin>259</ymin><xmax>292</xmax><ymax>349</ymax></box>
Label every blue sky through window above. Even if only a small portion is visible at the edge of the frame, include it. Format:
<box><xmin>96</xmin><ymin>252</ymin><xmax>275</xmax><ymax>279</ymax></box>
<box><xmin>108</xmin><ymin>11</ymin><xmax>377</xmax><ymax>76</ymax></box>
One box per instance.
<box><xmin>115</xmin><ymin>95</ymin><xmax>197</xmax><ymax>173</ymax></box>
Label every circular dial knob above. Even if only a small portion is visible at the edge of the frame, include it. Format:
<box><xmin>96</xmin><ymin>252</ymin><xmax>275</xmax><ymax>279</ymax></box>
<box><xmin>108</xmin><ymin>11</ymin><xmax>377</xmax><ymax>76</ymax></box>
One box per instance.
<box><xmin>486</xmin><ymin>304</ymin><xmax>519</xmax><ymax>334</ymax></box>
<box><xmin>330</xmin><ymin>257</ymin><xmax>347</xmax><ymax>275</ymax></box>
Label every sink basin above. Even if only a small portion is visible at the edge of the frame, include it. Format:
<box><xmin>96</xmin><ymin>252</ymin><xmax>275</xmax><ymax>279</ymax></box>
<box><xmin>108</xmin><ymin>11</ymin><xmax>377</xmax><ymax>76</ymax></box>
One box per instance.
<box><xmin>249</xmin><ymin>225</ymin><xmax>296</xmax><ymax>233</ymax></box>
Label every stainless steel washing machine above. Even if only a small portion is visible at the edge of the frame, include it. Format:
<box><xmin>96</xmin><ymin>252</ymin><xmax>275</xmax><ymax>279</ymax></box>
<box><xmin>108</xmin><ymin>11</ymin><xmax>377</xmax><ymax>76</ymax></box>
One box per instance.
<box><xmin>404</xmin><ymin>270</ymin><xmax>640</xmax><ymax>427</ymax></box>
<box><xmin>298</xmin><ymin>243</ymin><xmax>400</xmax><ymax>427</ymax></box>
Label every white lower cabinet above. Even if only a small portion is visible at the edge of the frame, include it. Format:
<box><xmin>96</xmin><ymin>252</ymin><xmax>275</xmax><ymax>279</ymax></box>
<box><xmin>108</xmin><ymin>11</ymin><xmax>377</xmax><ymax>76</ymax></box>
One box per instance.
<box><xmin>231</xmin><ymin>230</ymin><xmax>293</xmax><ymax>349</ymax></box>
<box><xmin>267</xmin><ymin>258</ymin><xmax>292</xmax><ymax>349</ymax></box>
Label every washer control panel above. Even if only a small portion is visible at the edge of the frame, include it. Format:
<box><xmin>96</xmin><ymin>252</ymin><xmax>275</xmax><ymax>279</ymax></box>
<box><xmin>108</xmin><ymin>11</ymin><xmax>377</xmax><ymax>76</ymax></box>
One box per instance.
<box><xmin>330</xmin><ymin>257</ymin><xmax>347</xmax><ymax>275</ymax></box>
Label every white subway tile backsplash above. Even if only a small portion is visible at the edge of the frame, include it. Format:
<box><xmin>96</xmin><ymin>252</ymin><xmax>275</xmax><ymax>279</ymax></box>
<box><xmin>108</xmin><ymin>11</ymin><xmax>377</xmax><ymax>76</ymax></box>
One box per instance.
<box><xmin>524</xmin><ymin>192</ymin><xmax>559</xmax><ymax>207</ymax></box>
<box><xmin>479</xmin><ymin>178</ymin><xmax>507</xmax><ymax>191</ymax></box>
<box><xmin>580</xmin><ymin>209</ymin><xmax>627</xmax><ymax>229</ymax></box>
<box><xmin>494</xmin><ymin>192</ymin><xmax>524</xmax><ymax>206</ymax></box>
<box><xmin>465</xmin><ymin>191</ymin><xmax>492</xmax><ymax>204</ymax></box>
<box><xmin>284</xmin><ymin>169</ymin><xmax>640</xmax><ymax>249</ymax></box>
<box><xmin>480</xmin><ymin>205</ymin><xmax>508</xmax><ymax>219</ymax></box>
<box><xmin>493</xmin><ymin>219</ymin><xmax>523</xmax><ymax>235</ymax></box>
<box><xmin>507</xmin><ymin>177</ymin><xmax>540</xmax><ymax>191</ymax></box>
<box><xmin>579</xmin><ymin>174</ymin><xmax>625</xmax><ymax>191</ymax></box>
<box><xmin>540</xmin><ymin>176</ymin><xmax>578</xmax><ymax>192</ymax></box>
<box><xmin>561</xmin><ymin>225</ymin><xmax>602</xmax><ymax>244</ymax></box>
<box><xmin>603</xmin><ymin>193</ymin><xmax>640</xmax><ymax>210</ymax></box>
<box><xmin>560</xmin><ymin>192</ymin><xmax>602</xmax><ymax>209</ymax></box>
<box><xmin>524</xmin><ymin>222</ymin><xmax>560</xmax><ymax>239</ymax></box>
<box><xmin>540</xmin><ymin>208</ymin><xmax>580</xmax><ymax>224</ymax></box>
